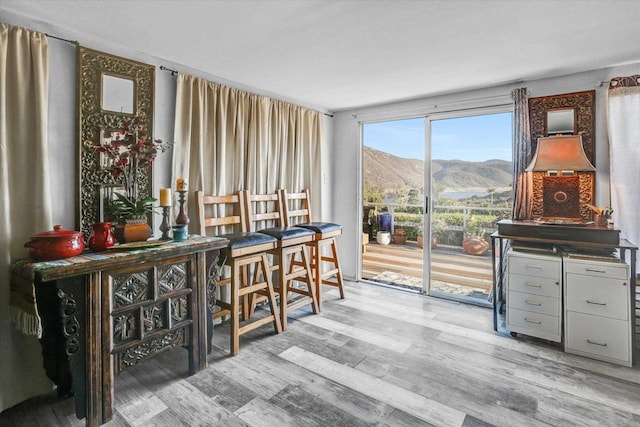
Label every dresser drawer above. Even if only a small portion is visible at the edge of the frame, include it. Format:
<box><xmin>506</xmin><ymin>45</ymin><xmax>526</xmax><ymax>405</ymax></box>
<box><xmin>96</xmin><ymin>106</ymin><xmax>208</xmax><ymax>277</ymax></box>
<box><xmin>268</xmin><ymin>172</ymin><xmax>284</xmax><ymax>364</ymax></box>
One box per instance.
<box><xmin>565</xmin><ymin>274</ymin><xmax>629</xmax><ymax>320</ymax></box>
<box><xmin>507</xmin><ymin>307</ymin><xmax>559</xmax><ymax>338</ymax></box>
<box><xmin>565</xmin><ymin>311</ymin><xmax>631</xmax><ymax>365</ymax></box>
<box><xmin>508</xmin><ymin>290</ymin><xmax>559</xmax><ymax>316</ymax></box>
<box><xmin>508</xmin><ymin>253</ymin><xmax>561</xmax><ymax>279</ymax></box>
<box><xmin>508</xmin><ymin>273</ymin><xmax>560</xmax><ymax>298</ymax></box>
<box><xmin>564</xmin><ymin>259</ymin><xmax>629</xmax><ymax>280</ymax></box>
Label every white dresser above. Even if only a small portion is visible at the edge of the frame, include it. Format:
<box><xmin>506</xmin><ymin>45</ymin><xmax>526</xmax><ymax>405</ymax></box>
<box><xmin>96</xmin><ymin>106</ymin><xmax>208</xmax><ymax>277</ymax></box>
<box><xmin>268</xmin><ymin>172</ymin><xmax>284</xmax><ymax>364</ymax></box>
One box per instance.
<box><xmin>564</xmin><ymin>257</ymin><xmax>632</xmax><ymax>367</ymax></box>
<box><xmin>506</xmin><ymin>251</ymin><xmax>562</xmax><ymax>342</ymax></box>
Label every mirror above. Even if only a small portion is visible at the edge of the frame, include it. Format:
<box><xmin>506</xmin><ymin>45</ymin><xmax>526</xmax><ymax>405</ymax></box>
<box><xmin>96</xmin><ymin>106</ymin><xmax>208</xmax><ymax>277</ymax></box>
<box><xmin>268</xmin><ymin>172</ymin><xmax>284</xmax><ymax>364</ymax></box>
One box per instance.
<box><xmin>547</xmin><ymin>108</ymin><xmax>575</xmax><ymax>135</ymax></box>
<box><xmin>77</xmin><ymin>46</ymin><xmax>155</xmax><ymax>239</ymax></box>
<box><xmin>101</xmin><ymin>74</ymin><xmax>135</xmax><ymax>114</ymax></box>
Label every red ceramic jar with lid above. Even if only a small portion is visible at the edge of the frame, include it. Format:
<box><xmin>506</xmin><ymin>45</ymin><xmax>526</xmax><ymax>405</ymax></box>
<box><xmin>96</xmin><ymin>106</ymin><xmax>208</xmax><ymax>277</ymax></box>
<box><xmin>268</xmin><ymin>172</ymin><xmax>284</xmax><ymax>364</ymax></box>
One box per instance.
<box><xmin>24</xmin><ymin>225</ymin><xmax>85</xmax><ymax>261</ymax></box>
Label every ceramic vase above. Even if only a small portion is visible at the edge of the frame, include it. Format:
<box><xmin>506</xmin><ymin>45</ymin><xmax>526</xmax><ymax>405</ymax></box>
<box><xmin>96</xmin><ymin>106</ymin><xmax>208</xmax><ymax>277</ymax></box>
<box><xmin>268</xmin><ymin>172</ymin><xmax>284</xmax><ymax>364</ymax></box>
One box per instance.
<box><xmin>88</xmin><ymin>222</ymin><xmax>115</xmax><ymax>251</ymax></box>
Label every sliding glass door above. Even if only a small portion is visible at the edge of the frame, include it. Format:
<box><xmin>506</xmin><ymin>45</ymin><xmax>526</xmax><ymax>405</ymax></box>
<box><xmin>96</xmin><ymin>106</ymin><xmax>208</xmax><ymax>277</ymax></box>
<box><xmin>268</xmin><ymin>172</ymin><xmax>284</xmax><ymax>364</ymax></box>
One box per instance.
<box><xmin>426</xmin><ymin>109</ymin><xmax>513</xmax><ymax>305</ymax></box>
<box><xmin>361</xmin><ymin>118</ymin><xmax>425</xmax><ymax>291</ymax></box>
<box><xmin>360</xmin><ymin>108</ymin><xmax>512</xmax><ymax>306</ymax></box>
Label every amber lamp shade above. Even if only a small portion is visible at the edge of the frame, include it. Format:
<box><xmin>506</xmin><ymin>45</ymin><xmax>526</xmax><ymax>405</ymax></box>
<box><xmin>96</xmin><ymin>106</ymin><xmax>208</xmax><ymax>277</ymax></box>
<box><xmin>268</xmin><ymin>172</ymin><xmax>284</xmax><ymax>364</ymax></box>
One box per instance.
<box><xmin>526</xmin><ymin>135</ymin><xmax>595</xmax><ymax>172</ymax></box>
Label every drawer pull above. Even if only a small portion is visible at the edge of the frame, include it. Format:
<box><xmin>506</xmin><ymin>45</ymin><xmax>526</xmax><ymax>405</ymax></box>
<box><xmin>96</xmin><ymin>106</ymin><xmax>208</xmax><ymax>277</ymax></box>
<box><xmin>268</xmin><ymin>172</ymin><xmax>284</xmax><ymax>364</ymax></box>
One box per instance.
<box><xmin>586</xmin><ymin>339</ymin><xmax>608</xmax><ymax>347</ymax></box>
<box><xmin>586</xmin><ymin>300</ymin><xmax>606</xmax><ymax>306</ymax></box>
<box><xmin>524</xmin><ymin>318</ymin><xmax>542</xmax><ymax>325</ymax></box>
<box><xmin>524</xmin><ymin>300</ymin><xmax>542</xmax><ymax>306</ymax></box>
<box><xmin>585</xmin><ymin>268</ymin><xmax>606</xmax><ymax>274</ymax></box>
<box><xmin>525</xmin><ymin>283</ymin><xmax>542</xmax><ymax>288</ymax></box>
<box><xmin>525</xmin><ymin>265</ymin><xmax>542</xmax><ymax>270</ymax></box>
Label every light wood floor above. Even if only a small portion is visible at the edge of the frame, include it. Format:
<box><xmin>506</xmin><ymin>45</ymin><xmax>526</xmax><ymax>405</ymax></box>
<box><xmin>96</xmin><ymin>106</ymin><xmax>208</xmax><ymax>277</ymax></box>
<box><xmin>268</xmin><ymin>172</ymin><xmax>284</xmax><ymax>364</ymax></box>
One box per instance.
<box><xmin>2</xmin><ymin>281</ymin><xmax>640</xmax><ymax>426</ymax></box>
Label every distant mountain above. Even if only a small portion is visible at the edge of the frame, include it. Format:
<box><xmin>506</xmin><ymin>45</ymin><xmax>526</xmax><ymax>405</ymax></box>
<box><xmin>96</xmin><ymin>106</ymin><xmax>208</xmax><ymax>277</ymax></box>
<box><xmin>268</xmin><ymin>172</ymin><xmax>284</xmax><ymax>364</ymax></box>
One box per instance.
<box><xmin>363</xmin><ymin>146</ymin><xmax>512</xmax><ymax>194</ymax></box>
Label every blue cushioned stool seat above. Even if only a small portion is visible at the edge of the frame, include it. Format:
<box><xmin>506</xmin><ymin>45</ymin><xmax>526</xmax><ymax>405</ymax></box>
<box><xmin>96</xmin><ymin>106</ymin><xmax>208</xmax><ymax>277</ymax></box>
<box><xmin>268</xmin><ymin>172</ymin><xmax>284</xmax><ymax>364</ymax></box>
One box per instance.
<box><xmin>223</xmin><ymin>232</ymin><xmax>277</xmax><ymax>249</ymax></box>
<box><xmin>258</xmin><ymin>226</ymin><xmax>315</xmax><ymax>241</ymax></box>
<box><xmin>296</xmin><ymin>222</ymin><xmax>342</xmax><ymax>234</ymax></box>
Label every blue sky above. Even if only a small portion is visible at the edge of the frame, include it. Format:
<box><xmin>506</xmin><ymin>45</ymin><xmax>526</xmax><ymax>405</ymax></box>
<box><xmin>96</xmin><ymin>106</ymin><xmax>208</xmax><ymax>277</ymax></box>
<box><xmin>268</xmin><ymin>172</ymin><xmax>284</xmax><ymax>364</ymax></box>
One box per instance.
<box><xmin>363</xmin><ymin>112</ymin><xmax>513</xmax><ymax>162</ymax></box>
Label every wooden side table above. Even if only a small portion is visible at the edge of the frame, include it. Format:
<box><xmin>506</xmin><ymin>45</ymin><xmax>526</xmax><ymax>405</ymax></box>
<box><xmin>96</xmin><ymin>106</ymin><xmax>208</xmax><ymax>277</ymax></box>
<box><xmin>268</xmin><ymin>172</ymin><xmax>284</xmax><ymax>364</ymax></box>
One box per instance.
<box><xmin>12</xmin><ymin>235</ymin><xmax>227</xmax><ymax>426</ymax></box>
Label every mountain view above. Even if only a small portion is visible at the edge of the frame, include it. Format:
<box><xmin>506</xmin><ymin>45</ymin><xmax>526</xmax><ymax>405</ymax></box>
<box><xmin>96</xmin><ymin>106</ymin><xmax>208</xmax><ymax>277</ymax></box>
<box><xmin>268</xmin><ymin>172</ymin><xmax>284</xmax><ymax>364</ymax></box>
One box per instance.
<box><xmin>363</xmin><ymin>146</ymin><xmax>513</xmax><ymax>201</ymax></box>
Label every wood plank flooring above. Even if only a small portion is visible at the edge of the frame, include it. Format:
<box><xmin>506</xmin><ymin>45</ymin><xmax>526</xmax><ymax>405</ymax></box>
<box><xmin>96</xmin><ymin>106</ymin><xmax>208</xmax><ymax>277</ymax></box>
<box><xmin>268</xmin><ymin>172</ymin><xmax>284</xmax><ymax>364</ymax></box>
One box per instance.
<box><xmin>2</xmin><ymin>281</ymin><xmax>640</xmax><ymax>426</ymax></box>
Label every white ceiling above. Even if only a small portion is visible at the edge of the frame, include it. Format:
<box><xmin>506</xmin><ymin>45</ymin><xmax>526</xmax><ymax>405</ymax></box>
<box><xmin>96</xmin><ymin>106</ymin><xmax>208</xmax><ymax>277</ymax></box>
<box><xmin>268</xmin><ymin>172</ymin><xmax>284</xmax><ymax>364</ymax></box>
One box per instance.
<box><xmin>4</xmin><ymin>0</ymin><xmax>640</xmax><ymax>112</ymax></box>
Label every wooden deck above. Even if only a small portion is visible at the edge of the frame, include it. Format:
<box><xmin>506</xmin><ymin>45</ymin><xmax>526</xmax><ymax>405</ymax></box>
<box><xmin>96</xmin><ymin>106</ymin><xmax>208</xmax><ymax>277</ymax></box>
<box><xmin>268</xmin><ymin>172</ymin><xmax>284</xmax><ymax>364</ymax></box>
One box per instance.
<box><xmin>362</xmin><ymin>241</ymin><xmax>493</xmax><ymax>296</ymax></box>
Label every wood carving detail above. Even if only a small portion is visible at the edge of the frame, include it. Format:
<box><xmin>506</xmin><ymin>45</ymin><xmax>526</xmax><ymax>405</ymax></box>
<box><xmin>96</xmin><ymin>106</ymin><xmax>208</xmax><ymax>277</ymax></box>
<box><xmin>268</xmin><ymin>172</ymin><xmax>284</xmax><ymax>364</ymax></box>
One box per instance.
<box><xmin>117</xmin><ymin>328</ymin><xmax>186</xmax><ymax>372</ymax></box>
<box><xmin>207</xmin><ymin>253</ymin><xmax>220</xmax><ymax>312</ymax></box>
<box><xmin>143</xmin><ymin>305</ymin><xmax>165</xmax><ymax>333</ymax></box>
<box><xmin>114</xmin><ymin>312</ymin><xmax>137</xmax><ymax>344</ymax></box>
<box><xmin>158</xmin><ymin>262</ymin><xmax>187</xmax><ymax>295</ymax></box>
<box><xmin>171</xmin><ymin>296</ymin><xmax>189</xmax><ymax>323</ymax></box>
<box><xmin>57</xmin><ymin>289</ymin><xmax>81</xmax><ymax>362</ymax></box>
<box><xmin>78</xmin><ymin>47</ymin><xmax>155</xmax><ymax>240</ymax></box>
<box><xmin>113</xmin><ymin>270</ymin><xmax>150</xmax><ymax>307</ymax></box>
<box><xmin>531</xmin><ymin>172</ymin><xmax>594</xmax><ymax>220</ymax></box>
<box><xmin>529</xmin><ymin>90</ymin><xmax>595</xmax><ymax>165</ymax></box>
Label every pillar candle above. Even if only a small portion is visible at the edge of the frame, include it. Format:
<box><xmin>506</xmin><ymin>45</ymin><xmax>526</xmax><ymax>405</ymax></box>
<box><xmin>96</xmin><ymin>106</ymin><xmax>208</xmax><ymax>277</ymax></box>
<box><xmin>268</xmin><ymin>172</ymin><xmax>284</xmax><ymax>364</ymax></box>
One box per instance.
<box><xmin>176</xmin><ymin>177</ymin><xmax>188</xmax><ymax>192</ymax></box>
<box><xmin>159</xmin><ymin>188</ymin><xmax>172</xmax><ymax>206</ymax></box>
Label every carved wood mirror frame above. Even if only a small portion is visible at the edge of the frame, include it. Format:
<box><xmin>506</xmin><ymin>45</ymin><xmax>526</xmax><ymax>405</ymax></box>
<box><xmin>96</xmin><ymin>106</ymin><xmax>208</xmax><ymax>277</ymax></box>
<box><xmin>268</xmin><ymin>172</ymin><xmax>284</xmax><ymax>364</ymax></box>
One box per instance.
<box><xmin>528</xmin><ymin>90</ymin><xmax>596</xmax><ymax>220</ymax></box>
<box><xmin>77</xmin><ymin>46</ymin><xmax>155</xmax><ymax>238</ymax></box>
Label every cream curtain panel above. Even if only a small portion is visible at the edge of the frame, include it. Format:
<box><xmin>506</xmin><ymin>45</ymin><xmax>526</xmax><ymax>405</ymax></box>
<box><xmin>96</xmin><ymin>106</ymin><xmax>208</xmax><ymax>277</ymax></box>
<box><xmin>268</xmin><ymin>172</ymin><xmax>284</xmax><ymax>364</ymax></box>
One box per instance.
<box><xmin>172</xmin><ymin>73</ymin><xmax>323</xmax><ymax>230</ymax></box>
<box><xmin>0</xmin><ymin>23</ymin><xmax>53</xmax><ymax>412</ymax></box>
<box><xmin>511</xmin><ymin>87</ymin><xmax>533</xmax><ymax>220</ymax></box>
<box><xmin>607</xmin><ymin>76</ymin><xmax>640</xmax><ymax>273</ymax></box>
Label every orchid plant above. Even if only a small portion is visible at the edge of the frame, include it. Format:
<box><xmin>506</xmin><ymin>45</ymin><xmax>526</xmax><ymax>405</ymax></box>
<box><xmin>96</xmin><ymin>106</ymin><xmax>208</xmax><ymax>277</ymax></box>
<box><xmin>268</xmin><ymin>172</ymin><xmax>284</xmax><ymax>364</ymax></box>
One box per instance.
<box><xmin>94</xmin><ymin>115</ymin><xmax>171</xmax><ymax>221</ymax></box>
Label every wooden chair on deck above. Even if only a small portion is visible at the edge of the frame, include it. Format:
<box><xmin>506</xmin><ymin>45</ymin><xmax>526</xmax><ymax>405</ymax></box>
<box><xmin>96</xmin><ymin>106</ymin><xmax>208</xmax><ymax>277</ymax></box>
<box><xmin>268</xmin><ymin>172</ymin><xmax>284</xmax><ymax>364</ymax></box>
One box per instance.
<box><xmin>239</xmin><ymin>190</ymin><xmax>318</xmax><ymax>330</ymax></box>
<box><xmin>196</xmin><ymin>191</ymin><xmax>282</xmax><ymax>355</ymax></box>
<box><xmin>278</xmin><ymin>188</ymin><xmax>345</xmax><ymax>310</ymax></box>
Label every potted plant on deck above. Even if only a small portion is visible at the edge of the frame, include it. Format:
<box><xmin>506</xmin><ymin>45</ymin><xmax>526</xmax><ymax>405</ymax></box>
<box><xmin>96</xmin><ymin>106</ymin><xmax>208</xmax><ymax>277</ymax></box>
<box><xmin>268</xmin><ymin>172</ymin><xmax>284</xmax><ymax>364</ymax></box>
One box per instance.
<box><xmin>95</xmin><ymin>115</ymin><xmax>172</xmax><ymax>243</ymax></box>
<box><xmin>462</xmin><ymin>219</ymin><xmax>489</xmax><ymax>256</ymax></box>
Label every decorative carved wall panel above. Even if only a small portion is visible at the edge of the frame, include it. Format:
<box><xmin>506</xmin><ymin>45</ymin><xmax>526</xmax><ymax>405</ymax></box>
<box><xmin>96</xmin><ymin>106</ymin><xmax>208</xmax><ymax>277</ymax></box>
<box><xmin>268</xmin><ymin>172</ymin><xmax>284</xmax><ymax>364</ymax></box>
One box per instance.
<box><xmin>529</xmin><ymin>90</ymin><xmax>596</xmax><ymax>165</ymax></box>
<box><xmin>77</xmin><ymin>46</ymin><xmax>155</xmax><ymax>239</ymax></box>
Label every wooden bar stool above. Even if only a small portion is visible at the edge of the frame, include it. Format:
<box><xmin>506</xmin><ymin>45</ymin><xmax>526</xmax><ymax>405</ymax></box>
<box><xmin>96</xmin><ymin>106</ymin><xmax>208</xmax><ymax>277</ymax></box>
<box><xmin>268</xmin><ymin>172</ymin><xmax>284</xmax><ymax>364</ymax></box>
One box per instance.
<box><xmin>278</xmin><ymin>188</ymin><xmax>345</xmax><ymax>310</ymax></box>
<box><xmin>196</xmin><ymin>191</ymin><xmax>282</xmax><ymax>355</ymax></box>
<box><xmin>239</xmin><ymin>190</ymin><xmax>318</xmax><ymax>330</ymax></box>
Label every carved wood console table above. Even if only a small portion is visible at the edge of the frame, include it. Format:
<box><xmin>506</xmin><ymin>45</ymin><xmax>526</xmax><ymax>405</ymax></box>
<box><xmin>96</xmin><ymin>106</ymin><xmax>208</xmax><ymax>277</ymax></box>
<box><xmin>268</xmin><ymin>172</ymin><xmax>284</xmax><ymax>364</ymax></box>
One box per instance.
<box><xmin>11</xmin><ymin>235</ymin><xmax>227</xmax><ymax>426</ymax></box>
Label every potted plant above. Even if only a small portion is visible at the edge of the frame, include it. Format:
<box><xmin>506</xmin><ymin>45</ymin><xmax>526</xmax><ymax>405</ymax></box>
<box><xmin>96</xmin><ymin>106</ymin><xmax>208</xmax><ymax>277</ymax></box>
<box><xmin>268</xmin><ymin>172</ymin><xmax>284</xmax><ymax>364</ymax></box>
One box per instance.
<box><xmin>95</xmin><ymin>115</ymin><xmax>172</xmax><ymax>242</ymax></box>
<box><xmin>462</xmin><ymin>218</ymin><xmax>489</xmax><ymax>256</ymax></box>
<box><xmin>392</xmin><ymin>228</ymin><xmax>407</xmax><ymax>244</ymax></box>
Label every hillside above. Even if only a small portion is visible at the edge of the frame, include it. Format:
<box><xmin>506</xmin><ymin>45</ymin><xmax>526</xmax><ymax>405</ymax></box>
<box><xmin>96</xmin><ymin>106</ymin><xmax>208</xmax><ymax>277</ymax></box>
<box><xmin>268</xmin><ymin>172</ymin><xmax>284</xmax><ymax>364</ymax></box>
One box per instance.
<box><xmin>363</xmin><ymin>146</ymin><xmax>512</xmax><ymax>194</ymax></box>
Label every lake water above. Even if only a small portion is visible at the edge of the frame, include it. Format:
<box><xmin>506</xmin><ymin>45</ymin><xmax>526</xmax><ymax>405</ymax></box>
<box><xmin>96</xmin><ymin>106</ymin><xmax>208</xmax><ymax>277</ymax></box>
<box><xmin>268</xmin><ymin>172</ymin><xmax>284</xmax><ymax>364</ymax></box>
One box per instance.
<box><xmin>440</xmin><ymin>191</ymin><xmax>489</xmax><ymax>199</ymax></box>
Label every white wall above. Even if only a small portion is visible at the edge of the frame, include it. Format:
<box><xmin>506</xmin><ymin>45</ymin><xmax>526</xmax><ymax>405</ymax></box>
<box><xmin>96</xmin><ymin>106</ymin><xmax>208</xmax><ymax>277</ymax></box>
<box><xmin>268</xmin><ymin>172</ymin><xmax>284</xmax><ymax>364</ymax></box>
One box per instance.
<box><xmin>332</xmin><ymin>63</ymin><xmax>640</xmax><ymax>280</ymax></box>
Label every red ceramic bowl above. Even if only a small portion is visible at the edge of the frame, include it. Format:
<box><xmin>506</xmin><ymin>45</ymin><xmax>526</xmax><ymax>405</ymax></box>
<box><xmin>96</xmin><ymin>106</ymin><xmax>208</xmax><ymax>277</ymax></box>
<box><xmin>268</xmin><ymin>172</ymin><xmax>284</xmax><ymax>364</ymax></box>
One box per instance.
<box><xmin>24</xmin><ymin>225</ymin><xmax>85</xmax><ymax>261</ymax></box>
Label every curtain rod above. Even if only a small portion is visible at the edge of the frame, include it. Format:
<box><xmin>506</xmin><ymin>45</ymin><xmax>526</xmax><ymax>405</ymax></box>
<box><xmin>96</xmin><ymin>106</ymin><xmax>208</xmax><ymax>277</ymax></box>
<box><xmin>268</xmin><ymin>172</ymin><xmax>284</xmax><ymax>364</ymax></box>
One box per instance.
<box><xmin>160</xmin><ymin>65</ymin><xmax>178</xmax><ymax>76</ymax></box>
<box><xmin>45</xmin><ymin>33</ymin><xmax>78</xmax><ymax>45</ymax></box>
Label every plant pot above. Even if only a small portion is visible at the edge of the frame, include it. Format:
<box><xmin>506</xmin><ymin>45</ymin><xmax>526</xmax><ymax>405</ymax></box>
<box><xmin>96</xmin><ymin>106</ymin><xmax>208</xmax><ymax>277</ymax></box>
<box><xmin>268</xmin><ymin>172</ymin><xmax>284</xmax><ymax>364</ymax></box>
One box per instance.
<box><xmin>392</xmin><ymin>234</ymin><xmax>406</xmax><ymax>244</ymax></box>
<box><xmin>378</xmin><ymin>214</ymin><xmax>393</xmax><ymax>232</ymax></box>
<box><xmin>417</xmin><ymin>234</ymin><xmax>424</xmax><ymax>249</ymax></box>
<box><xmin>114</xmin><ymin>219</ymin><xmax>151</xmax><ymax>243</ymax></box>
<box><xmin>376</xmin><ymin>231</ymin><xmax>391</xmax><ymax>245</ymax></box>
<box><xmin>462</xmin><ymin>236</ymin><xmax>489</xmax><ymax>256</ymax></box>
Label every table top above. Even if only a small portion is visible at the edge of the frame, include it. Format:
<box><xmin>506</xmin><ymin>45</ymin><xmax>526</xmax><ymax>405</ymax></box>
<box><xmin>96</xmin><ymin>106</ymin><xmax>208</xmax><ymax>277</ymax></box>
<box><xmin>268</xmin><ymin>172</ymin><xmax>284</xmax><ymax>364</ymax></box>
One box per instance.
<box><xmin>13</xmin><ymin>235</ymin><xmax>228</xmax><ymax>282</ymax></box>
<box><xmin>490</xmin><ymin>231</ymin><xmax>637</xmax><ymax>251</ymax></box>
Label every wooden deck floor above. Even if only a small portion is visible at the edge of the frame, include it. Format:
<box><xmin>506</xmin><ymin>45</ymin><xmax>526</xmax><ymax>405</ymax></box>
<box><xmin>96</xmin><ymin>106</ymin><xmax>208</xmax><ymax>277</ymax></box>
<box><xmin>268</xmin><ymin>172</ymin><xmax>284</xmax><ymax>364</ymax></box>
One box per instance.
<box><xmin>362</xmin><ymin>241</ymin><xmax>493</xmax><ymax>294</ymax></box>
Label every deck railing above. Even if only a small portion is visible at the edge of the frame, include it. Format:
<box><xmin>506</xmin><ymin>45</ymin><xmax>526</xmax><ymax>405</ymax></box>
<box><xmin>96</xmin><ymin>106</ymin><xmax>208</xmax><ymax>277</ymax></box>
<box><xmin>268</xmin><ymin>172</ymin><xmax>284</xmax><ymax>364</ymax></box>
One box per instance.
<box><xmin>364</xmin><ymin>201</ymin><xmax>511</xmax><ymax>245</ymax></box>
